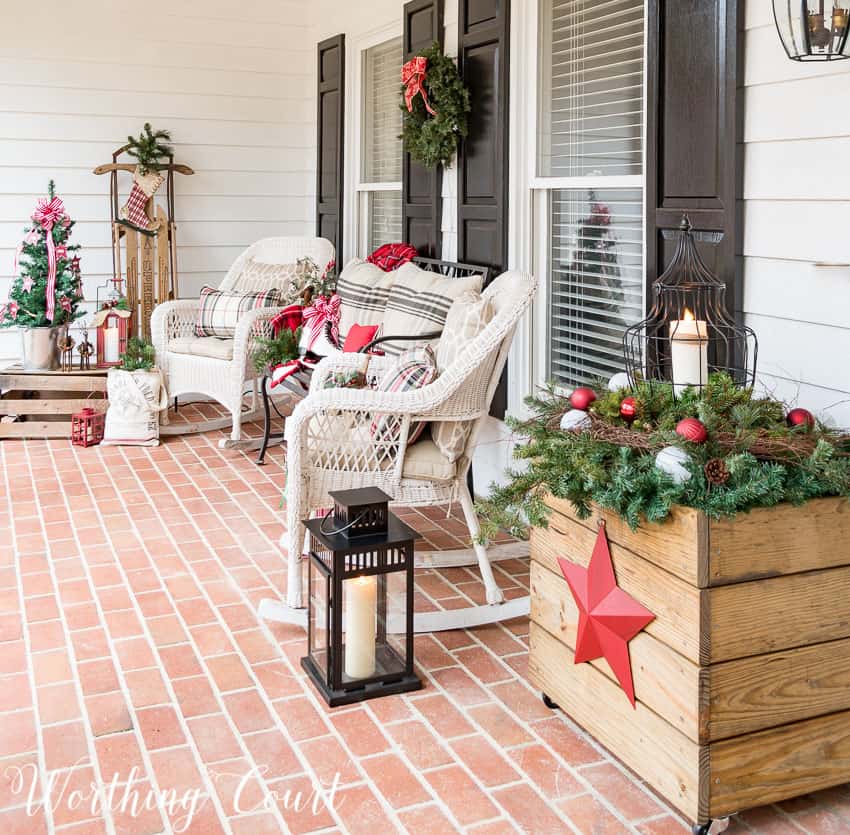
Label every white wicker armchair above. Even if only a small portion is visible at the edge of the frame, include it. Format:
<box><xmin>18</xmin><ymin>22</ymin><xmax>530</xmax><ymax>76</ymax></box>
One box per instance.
<box><xmin>151</xmin><ymin>237</ymin><xmax>335</xmax><ymax>444</ymax></box>
<box><xmin>281</xmin><ymin>270</ymin><xmax>537</xmax><ymax>610</ymax></box>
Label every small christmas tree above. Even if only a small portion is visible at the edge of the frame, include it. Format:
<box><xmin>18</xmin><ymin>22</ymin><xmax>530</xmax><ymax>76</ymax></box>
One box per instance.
<box><xmin>0</xmin><ymin>181</ymin><xmax>84</xmax><ymax>329</ymax></box>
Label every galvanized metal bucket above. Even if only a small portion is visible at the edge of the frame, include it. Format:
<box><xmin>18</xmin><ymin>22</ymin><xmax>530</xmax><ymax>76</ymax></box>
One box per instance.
<box><xmin>20</xmin><ymin>326</ymin><xmax>61</xmax><ymax>371</ymax></box>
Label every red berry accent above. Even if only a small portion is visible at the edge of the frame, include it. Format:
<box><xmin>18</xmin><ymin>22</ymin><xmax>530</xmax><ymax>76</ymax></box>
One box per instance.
<box><xmin>675</xmin><ymin>417</ymin><xmax>708</xmax><ymax>444</ymax></box>
<box><xmin>787</xmin><ymin>408</ymin><xmax>815</xmax><ymax>430</ymax></box>
<box><xmin>570</xmin><ymin>387</ymin><xmax>597</xmax><ymax>411</ymax></box>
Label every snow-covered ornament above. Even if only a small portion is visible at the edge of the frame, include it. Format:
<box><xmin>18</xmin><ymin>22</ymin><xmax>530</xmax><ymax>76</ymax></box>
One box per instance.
<box><xmin>655</xmin><ymin>446</ymin><xmax>692</xmax><ymax>484</ymax></box>
<box><xmin>607</xmin><ymin>372</ymin><xmax>631</xmax><ymax>392</ymax></box>
<box><xmin>560</xmin><ymin>409</ymin><xmax>591</xmax><ymax>432</ymax></box>
<box><xmin>21</xmin><ymin>277</ymin><xmax>33</xmax><ymax>293</ymax></box>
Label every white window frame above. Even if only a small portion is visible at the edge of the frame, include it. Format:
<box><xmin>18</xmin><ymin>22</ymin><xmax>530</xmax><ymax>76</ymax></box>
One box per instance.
<box><xmin>511</xmin><ymin>0</ymin><xmax>648</xmax><ymax>408</ymax></box>
<box><xmin>343</xmin><ymin>23</ymin><xmax>403</xmax><ymax>264</ymax></box>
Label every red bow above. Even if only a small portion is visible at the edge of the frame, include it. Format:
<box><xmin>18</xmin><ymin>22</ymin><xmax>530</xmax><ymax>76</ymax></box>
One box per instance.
<box><xmin>31</xmin><ymin>196</ymin><xmax>67</xmax><ymax>322</ymax></box>
<box><xmin>302</xmin><ymin>294</ymin><xmax>341</xmax><ymax>351</ymax></box>
<box><xmin>402</xmin><ymin>57</ymin><xmax>436</xmax><ymax>116</ymax></box>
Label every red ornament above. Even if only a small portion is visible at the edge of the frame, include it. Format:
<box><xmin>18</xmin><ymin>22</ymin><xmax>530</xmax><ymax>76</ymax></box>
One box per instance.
<box><xmin>558</xmin><ymin>523</ymin><xmax>655</xmax><ymax>708</ymax></box>
<box><xmin>71</xmin><ymin>407</ymin><xmax>105</xmax><ymax>448</ymax></box>
<box><xmin>787</xmin><ymin>408</ymin><xmax>815</xmax><ymax>430</ymax></box>
<box><xmin>675</xmin><ymin>417</ymin><xmax>708</xmax><ymax>444</ymax></box>
<box><xmin>620</xmin><ymin>397</ymin><xmax>637</xmax><ymax>422</ymax></box>
<box><xmin>570</xmin><ymin>387</ymin><xmax>597</xmax><ymax>411</ymax></box>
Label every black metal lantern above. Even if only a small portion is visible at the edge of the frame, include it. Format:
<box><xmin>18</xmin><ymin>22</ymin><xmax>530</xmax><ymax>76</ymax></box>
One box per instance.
<box><xmin>623</xmin><ymin>217</ymin><xmax>757</xmax><ymax>395</ymax></box>
<box><xmin>774</xmin><ymin>1</ymin><xmax>850</xmax><ymax>60</ymax></box>
<box><xmin>301</xmin><ymin>487</ymin><xmax>422</xmax><ymax>707</ymax></box>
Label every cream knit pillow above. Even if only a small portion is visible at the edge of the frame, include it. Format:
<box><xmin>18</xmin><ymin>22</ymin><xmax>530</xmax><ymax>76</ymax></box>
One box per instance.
<box><xmin>432</xmin><ymin>291</ymin><xmax>494</xmax><ymax>461</ymax></box>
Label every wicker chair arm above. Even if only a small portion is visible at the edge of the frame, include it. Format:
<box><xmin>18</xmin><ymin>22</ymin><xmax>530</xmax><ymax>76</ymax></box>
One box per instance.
<box><xmin>232</xmin><ymin>305</ymin><xmax>289</xmax><ymax>362</ymax></box>
<box><xmin>151</xmin><ymin>300</ymin><xmax>202</xmax><ymax>359</ymax></box>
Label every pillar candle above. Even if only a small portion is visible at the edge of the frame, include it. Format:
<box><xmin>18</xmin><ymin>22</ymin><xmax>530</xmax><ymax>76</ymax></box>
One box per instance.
<box><xmin>669</xmin><ymin>309</ymin><xmax>708</xmax><ymax>396</ymax></box>
<box><xmin>104</xmin><ymin>326</ymin><xmax>120</xmax><ymax>364</ymax></box>
<box><xmin>345</xmin><ymin>575</ymin><xmax>377</xmax><ymax>679</ymax></box>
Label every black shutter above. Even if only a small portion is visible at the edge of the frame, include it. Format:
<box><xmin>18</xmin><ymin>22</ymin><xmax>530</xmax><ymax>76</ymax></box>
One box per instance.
<box><xmin>316</xmin><ymin>34</ymin><xmax>345</xmax><ymax>258</ymax></box>
<box><xmin>646</xmin><ymin>0</ymin><xmax>743</xmax><ymax>315</ymax></box>
<box><xmin>402</xmin><ymin>0</ymin><xmax>444</xmax><ymax>257</ymax></box>
<box><xmin>457</xmin><ymin>0</ymin><xmax>510</xmax><ymax>417</ymax></box>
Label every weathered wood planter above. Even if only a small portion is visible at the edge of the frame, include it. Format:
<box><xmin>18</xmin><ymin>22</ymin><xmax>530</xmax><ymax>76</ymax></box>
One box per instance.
<box><xmin>529</xmin><ymin>494</ymin><xmax>850</xmax><ymax>830</ymax></box>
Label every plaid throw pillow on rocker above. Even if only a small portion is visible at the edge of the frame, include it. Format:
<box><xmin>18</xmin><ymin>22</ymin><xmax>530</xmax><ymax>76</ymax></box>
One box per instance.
<box><xmin>370</xmin><ymin>346</ymin><xmax>438</xmax><ymax>445</ymax></box>
<box><xmin>195</xmin><ymin>286</ymin><xmax>281</xmax><ymax>338</ymax></box>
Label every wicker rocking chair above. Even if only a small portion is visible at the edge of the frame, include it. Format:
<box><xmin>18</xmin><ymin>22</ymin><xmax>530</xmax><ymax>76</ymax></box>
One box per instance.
<box><xmin>151</xmin><ymin>236</ymin><xmax>335</xmax><ymax>446</ymax></box>
<box><xmin>259</xmin><ymin>269</ymin><xmax>537</xmax><ymax>632</ymax></box>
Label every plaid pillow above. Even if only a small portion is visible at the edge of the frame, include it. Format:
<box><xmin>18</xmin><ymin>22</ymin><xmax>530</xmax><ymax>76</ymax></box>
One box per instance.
<box><xmin>195</xmin><ymin>286</ymin><xmax>281</xmax><ymax>338</ymax></box>
<box><xmin>370</xmin><ymin>346</ymin><xmax>438</xmax><ymax>446</ymax></box>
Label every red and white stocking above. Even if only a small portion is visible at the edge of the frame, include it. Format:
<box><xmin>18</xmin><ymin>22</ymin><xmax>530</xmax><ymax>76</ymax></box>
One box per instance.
<box><xmin>120</xmin><ymin>168</ymin><xmax>163</xmax><ymax>231</ymax></box>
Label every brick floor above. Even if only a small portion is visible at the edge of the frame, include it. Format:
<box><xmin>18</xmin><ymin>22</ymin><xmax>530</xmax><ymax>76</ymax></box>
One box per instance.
<box><xmin>0</xmin><ymin>419</ymin><xmax>848</xmax><ymax>833</ymax></box>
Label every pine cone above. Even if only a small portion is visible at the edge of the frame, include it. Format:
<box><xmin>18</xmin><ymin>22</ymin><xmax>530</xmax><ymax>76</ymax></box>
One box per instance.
<box><xmin>704</xmin><ymin>458</ymin><xmax>730</xmax><ymax>486</ymax></box>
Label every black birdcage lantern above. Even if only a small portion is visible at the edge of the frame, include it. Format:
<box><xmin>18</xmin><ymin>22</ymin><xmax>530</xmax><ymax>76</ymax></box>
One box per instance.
<box><xmin>774</xmin><ymin>1</ymin><xmax>850</xmax><ymax>60</ymax></box>
<box><xmin>301</xmin><ymin>487</ymin><xmax>422</xmax><ymax>707</ymax></box>
<box><xmin>623</xmin><ymin>217</ymin><xmax>758</xmax><ymax>395</ymax></box>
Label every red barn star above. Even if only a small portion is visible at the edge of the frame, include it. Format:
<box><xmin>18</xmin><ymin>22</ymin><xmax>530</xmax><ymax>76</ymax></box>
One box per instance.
<box><xmin>557</xmin><ymin>523</ymin><xmax>654</xmax><ymax>707</ymax></box>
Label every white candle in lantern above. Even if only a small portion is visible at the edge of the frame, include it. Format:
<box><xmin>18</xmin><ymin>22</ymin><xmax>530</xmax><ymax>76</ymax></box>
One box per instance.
<box><xmin>344</xmin><ymin>575</ymin><xmax>377</xmax><ymax>679</ymax></box>
<box><xmin>669</xmin><ymin>308</ymin><xmax>708</xmax><ymax>396</ymax></box>
<box><xmin>103</xmin><ymin>326</ymin><xmax>120</xmax><ymax>364</ymax></box>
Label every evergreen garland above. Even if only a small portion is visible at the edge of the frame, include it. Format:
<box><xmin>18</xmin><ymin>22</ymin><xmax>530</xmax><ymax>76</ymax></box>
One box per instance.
<box><xmin>0</xmin><ymin>181</ymin><xmax>84</xmax><ymax>329</ymax></box>
<box><xmin>401</xmin><ymin>42</ymin><xmax>471</xmax><ymax>169</ymax></box>
<box><xmin>119</xmin><ymin>337</ymin><xmax>156</xmax><ymax>372</ymax></box>
<box><xmin>477</xmin><ymin>373</ymin><xmax>850</xmax><ymax>539</ymax></box>
<box><xmin>252</xmin><ymin>326</ymin><xmax>302</xmax><ymax>374</ymax></box>
<box><xmin>125</xmin><ymin>123</ymin><xmax>173</xmax><ymax>174</ymax></box>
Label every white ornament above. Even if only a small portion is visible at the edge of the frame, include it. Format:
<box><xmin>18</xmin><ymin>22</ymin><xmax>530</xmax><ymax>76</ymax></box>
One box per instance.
<box><xmin>655</xmin><ymin>446</ymin><xmax>692</xmax><ymax>484</ymax></box>
<box><xmin>607</xmin><ymin>372</ymin><xmax>631</xmax><ymax>392</ymax></box>
<box><xmin>560</xmin><ymin>409</ymin><xmax>591</xmax><ymax>432</ymax></box>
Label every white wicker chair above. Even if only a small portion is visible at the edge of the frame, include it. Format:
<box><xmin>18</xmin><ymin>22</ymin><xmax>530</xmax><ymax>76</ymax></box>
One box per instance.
<box><xmin>279</xmin><ymin>270</ymin><xmax>537</xmax><ymax>613</ymax></box>
<box><xmin>151</xmin><ymin>237</ymin><xmax>335</xmax><ymax>444</ymax></box>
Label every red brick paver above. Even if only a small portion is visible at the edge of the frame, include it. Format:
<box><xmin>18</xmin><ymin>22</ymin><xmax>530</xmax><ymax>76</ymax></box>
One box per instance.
<box><xmin>0</xmin><ymin>421</ymin><xmax>847</xmax><ymax>833</ymax></box>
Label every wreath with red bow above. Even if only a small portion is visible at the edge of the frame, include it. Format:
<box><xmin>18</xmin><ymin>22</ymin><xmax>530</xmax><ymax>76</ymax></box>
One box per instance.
<box><xmin>400</xmin><ymin>42</ymin><xmax>471</xmax><ymax>169</ymax></box>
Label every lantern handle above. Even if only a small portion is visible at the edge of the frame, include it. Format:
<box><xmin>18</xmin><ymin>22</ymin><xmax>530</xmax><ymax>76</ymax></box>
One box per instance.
<box><xmin>319</xmin><ymin>509</ymin><xmax>370</xmax><ymax>537</ymax></box>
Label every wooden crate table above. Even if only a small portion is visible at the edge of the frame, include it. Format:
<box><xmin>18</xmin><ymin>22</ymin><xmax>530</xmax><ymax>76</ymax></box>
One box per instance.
<box><xmin>529</xmin><ymin>494</ymin><xmax>850</xmax><ymax>832</ymax></box>
<box><xmin>0</xmin><ymin>366</ymin><xmax>108</xmax><ymax>439</ymax></box>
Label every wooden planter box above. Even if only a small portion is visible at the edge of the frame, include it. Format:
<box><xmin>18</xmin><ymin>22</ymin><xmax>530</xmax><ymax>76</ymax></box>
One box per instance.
<box><xmin>529</xmin><ymin>495</ymin><xmax>850</xmax><ymax>829</ymax></box>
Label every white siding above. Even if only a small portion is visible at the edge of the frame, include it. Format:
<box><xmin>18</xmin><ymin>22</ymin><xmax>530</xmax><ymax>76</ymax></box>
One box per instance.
<box><xmin>743</xmin><ymin>3</ymin><xmax>850</xmax><ymax>427</ymax></box>
<box><xmin>0</xmin><ymin>0</ymin><xmax>316</xmax><ymax>360</ymax></box>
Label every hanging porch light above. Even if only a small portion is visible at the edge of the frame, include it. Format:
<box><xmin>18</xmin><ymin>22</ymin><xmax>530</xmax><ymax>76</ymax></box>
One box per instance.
<box><xmin>773</xmin><ymin>0</ymin><xmax>850</xmax><ymax>60</ymax></box>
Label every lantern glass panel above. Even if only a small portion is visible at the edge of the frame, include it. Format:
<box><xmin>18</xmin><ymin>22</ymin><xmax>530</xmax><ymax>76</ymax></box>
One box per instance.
<box><xmin>773</xmin><ymin>1</ymin><xmax>850</xmax><ymax>60</ymax></box>
<box><xmin>308</xmin><ymin>555</ymin><xmax>330</xmax><ymax>683</ymax></box>
<box><xmin>341</xmin><ymin>568</ymin><xmax>408</xmax><ymax>685</ymax></box>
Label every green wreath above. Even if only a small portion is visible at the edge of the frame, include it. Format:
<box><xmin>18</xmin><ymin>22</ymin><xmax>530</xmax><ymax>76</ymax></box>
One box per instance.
<box><xmin>400</xmin><ymin>42</ymin><xmax>471</xmax><ymax>169</ymax></box>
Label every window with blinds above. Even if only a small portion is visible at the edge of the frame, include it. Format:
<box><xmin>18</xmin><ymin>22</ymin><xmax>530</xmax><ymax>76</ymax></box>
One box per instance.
<box><xmin>361</xmin><ymin>37</ymin><xmax>403</xmax><ymax>253</ymax></box>
<box><xmin>537</xmin><ymin>0</ymin><xmax>646</xmax><ymax>389</ymax></box>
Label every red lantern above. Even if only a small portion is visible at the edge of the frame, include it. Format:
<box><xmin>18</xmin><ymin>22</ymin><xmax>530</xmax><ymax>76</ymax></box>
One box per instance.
<box><xmin>95</xmin><ymin>308</ymin><xmax>130</xmax><ymax>368</ymax></box>
<box><xmin>71</xmin><ymin>407</ymin><xmax>105</xmax><ymax>447</ymax></box>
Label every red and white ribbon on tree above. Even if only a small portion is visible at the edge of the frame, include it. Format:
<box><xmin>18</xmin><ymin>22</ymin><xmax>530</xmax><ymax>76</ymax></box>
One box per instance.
<box><xmin>402</xmin><ymin>56</ymin><xmax>437</xmax><ymax>116</ymax></box>
<box><xmin>301</xmin><ymin>294</ymin><xmax>341</xmax><ymax>352</ymax></box>
<box><xmin>31</xmin><ymin>196</ymin><xmax>67</xmax><ymax>322</ymax></box>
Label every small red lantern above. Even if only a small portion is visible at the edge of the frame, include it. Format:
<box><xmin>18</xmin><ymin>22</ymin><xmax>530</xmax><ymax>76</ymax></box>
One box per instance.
<box><xmin>71</xmin><ymin>407</ymin><xmax>105</xmax><ymax>447</ymax></box>
<box><xmin>92</xmin><ymin>307</ymin><xmax>131</xmax><ymax>368</ymax></box>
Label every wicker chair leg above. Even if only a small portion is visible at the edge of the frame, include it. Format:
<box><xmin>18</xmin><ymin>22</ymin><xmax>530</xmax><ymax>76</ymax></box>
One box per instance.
<box><xmin>457</xmin><ymin>480</ymin><xmax>505</xmax><ymax>605</ymax></box>
<box><xmin>229</xmin><ymin>397</ymin><xmax>243</xmax><ymax>442</ymax></box>
<box><xmin>285</xmin><ymin>490</ymin><xmax>305</xmax><ymax>609</ymax></box>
